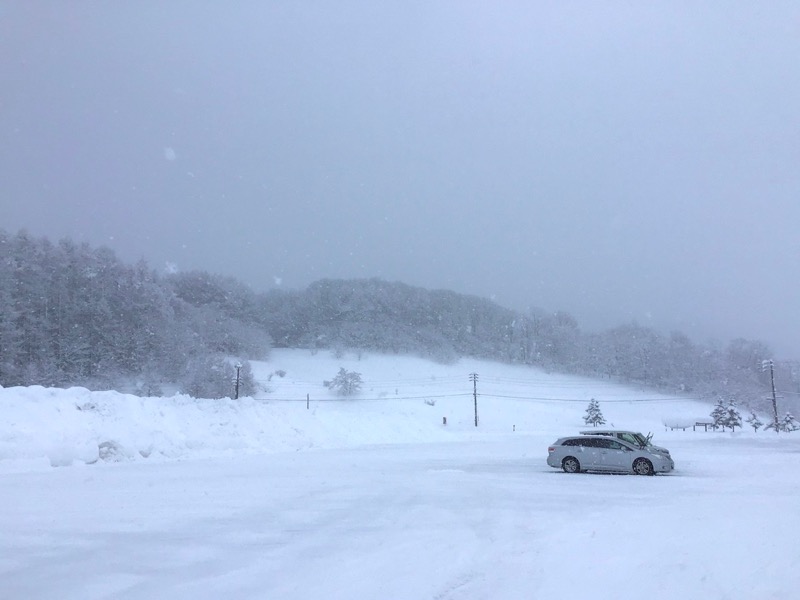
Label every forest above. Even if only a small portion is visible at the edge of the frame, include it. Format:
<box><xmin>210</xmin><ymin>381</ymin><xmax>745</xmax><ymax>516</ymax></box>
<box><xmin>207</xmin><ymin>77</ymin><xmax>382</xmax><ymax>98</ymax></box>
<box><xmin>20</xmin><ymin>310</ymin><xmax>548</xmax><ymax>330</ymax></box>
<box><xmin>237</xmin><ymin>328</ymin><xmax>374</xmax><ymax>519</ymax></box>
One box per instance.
<box><xmin>1</xmin><ymin>229</ymin><xmax>797</xmax><ymax>413</ymax></box>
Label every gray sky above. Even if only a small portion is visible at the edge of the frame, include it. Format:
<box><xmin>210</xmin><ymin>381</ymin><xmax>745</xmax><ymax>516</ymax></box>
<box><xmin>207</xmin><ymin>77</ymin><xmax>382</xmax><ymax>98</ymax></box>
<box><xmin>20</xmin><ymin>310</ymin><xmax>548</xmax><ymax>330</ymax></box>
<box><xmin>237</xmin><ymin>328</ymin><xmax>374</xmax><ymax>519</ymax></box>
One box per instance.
<box><xmin>2</xmin><ymin>2</ymin><xmax>800</xmax><ymax>358</ymax></box>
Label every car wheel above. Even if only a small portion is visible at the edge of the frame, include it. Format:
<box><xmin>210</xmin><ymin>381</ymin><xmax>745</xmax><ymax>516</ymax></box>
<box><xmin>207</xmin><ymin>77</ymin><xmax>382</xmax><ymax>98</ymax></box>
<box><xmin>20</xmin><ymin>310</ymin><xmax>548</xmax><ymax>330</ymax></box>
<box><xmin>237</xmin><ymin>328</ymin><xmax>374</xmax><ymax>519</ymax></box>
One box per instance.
<box><xmin>562</xmin><ymin>456</ymin><xmax>581</xmax><ymax>474</ymax></box>
<box><xmin>633</xmin><ymin>458</ymin><xmax>654</xmax><ymax>476</ymax></box>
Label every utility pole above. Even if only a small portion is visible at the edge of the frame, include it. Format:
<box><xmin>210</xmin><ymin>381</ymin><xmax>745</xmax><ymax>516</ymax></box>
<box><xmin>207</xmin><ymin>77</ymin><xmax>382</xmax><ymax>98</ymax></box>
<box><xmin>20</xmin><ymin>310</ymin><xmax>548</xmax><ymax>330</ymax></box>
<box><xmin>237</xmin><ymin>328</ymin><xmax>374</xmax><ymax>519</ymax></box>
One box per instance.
<box><xmin>469</xmin><ymin>373</ymin><xmax>479</xmax><ymax>427</ymax></box>
<box><xmin>234</xmin><ymin>362</ymin><xmax>242</xmax><ymax>400</ymax></box>
<box><xmin>762</xmin><ymin>359</ymin><xmax>779</xmax><ymax>433</ymax></box>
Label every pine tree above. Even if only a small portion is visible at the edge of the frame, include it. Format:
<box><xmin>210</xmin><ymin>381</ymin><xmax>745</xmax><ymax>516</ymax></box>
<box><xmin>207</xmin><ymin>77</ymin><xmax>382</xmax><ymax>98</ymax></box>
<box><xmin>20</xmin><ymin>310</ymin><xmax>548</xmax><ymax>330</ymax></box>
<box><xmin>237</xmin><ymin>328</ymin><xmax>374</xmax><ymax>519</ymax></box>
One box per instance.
<box><xmin>583</xmin><ymin>398</ymin><xmax>606</xmax><ymax>427</ymax></box>
<box><xmin>724</xmin><ymin>401</ymin><xmax>743</xmax><ymax>431</ymax></box>
<box><xmin>710</xmin><ymin>399</ymin><xmax>728</xmax><ymax>430</ymax></box>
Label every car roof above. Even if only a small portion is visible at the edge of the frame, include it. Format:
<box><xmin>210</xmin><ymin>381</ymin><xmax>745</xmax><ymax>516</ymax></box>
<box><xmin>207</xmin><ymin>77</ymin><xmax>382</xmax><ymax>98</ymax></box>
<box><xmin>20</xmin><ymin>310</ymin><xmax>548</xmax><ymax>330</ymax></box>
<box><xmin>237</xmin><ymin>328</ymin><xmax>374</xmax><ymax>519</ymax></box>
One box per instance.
<box><xmin>580</xmin><ymin>430</ymin><xmax>640</xmax><ymax>435</ymax></box>
<box><xmin>553</xmin><ymin>435</ymin><xmax>647</xmax><ymax>452</ymax></box>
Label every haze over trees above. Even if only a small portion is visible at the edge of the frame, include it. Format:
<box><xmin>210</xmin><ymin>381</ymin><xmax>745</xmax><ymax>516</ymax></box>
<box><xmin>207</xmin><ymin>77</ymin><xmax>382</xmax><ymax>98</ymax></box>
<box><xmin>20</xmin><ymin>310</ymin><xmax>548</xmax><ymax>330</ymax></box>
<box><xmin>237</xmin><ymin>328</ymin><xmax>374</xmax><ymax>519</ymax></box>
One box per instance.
<box><xmin>0</xmin><ymin>230</ymin><xmax>263</xmax><ymax>397</ymax></box>
<box><xmin>1</xmin><ymin>230</ymin><xmax>798</xmax><ymax>413</ymax></box>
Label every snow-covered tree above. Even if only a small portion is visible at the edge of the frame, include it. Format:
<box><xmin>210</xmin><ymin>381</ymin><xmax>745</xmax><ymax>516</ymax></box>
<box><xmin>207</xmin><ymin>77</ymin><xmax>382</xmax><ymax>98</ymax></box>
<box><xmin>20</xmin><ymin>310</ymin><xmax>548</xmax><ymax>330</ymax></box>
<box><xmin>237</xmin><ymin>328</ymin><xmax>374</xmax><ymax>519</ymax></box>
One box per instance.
<box><xmin>781</xmin><ymin>413</ymin><xmax>799</xmax><ymax>432</ymax></box>
<box><xmin>710</xmin><ymin>399</ymin><xmax>743</xmax><ymax>431</ymax></box>
<box><xmin>328</xmin><ymin>368</ymin><xmax>363</xmax><ymax>397</ymax></box>
<box><xmin>745</xmin><ymin>412</ymin><xmax>763</xmax><ymax>432</ymax></box>
<box><xmin>181</xmin><ymin>355</ymin><xmax>236</xmax><ymax>399</ymax></box>
<box><xmin>710</xmin><ymin>399</ymin><xmax>728</xmax><ymax>430</ymax></box>
<box><xmin>764</xmin><ymin>412</ymin><xmax>799</xmax><ymax>433</ymax></box>
<box><xmin>583</xmin><ymin>398</ymin><xmax>606</xmax><ymax>427</ymax></box>
<box><xmin>724</xmin><ymin>401</ymin><xmax>743</xmax><ymax>431</ymax></box>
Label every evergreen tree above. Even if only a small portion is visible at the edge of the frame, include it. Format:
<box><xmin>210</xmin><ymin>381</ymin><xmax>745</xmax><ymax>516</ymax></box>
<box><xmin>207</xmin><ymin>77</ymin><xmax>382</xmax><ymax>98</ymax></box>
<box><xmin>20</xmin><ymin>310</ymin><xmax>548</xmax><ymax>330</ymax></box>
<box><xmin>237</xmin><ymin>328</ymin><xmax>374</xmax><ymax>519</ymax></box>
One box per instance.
<box><xmin>710</xmin><ymin>399</ymin><xmax>728</xmax><ymax>430</ymax></box>
<box><xmin>181</xmin><ymin>355</ymin><xmax>238</xmax><ymax>399</ymax></box>
<box><xmin>583</xmin><ymin>398</ymin><xmax>606</xmax><ymax>427</ymax></box>
<box><xmin>724</xmin><ymin>401</ymin><xmax>743</xmax><ymax>431</ymax></box>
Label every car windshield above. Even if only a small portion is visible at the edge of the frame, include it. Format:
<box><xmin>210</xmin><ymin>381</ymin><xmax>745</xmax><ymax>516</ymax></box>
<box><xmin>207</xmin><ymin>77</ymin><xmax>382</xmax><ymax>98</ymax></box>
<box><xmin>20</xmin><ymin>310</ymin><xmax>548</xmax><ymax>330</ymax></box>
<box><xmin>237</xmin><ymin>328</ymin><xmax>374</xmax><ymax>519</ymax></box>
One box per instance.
<box><xmin>612</xmin><ymin>432</ymin><xmax>651</xmax><ymax>447</ymax></box>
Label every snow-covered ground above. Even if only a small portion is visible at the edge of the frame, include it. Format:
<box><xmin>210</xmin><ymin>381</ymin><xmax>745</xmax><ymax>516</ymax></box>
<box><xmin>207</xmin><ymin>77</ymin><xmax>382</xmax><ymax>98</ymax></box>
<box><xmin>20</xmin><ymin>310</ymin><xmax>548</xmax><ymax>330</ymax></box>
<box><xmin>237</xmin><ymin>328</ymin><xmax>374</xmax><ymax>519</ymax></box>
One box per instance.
<box><xmin>1</xmin><ymin>349</ymin><xmax>798</xmax><ymax>599</ymax></box>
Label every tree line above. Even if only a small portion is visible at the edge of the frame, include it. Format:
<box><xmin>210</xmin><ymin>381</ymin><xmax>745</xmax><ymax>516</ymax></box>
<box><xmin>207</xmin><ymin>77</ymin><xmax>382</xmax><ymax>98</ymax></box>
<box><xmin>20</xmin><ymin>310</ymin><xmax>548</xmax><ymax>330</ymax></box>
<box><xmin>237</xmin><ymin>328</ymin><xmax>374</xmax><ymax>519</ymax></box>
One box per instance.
<box><xmin>258</xmin><ymin>279</ymin><xmax>799</xmax><ymax>414</ymax></box>
<box><xmin>2</xmin><ymin>230</ymin><xmax>798</xmax><ymax>412</ymax></box>
<box><xmin>0</xmin><ymin>230</ymin><xmax>265</xmax><ymax>397</ymax></box>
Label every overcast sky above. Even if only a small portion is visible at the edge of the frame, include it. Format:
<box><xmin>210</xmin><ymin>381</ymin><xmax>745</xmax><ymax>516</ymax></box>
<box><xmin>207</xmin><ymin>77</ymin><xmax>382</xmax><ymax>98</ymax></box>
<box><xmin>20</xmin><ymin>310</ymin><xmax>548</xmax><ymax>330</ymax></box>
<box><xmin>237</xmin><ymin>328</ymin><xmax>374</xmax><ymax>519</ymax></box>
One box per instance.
<box><xmin>2</xmin><ymin>2</ymin><xmax>799</xmax><ymax>358</ymax></box>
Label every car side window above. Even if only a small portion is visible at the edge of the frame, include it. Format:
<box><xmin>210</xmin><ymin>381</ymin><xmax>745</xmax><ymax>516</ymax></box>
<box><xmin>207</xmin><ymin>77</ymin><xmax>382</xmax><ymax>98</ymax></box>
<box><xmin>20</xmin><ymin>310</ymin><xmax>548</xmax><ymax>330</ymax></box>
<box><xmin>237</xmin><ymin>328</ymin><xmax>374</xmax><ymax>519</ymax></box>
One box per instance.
<box><xmin>580</xmin><ymin>438</ymin><xmax>598</xmax><ymax>448</ymax></box>
<box><xmin>562</xmin><ymin>439</ymin><xmax>578</xmax><ymax>446</ymax></box>
<box><xmin>606</xmin><ymin>440</ymin><xmax>623</xmax><ymax>450</ymax></box>
<box><xmin>595</xmin><ymin>438</ymin><xmax>615</xmax><ymax>449</ymax></box>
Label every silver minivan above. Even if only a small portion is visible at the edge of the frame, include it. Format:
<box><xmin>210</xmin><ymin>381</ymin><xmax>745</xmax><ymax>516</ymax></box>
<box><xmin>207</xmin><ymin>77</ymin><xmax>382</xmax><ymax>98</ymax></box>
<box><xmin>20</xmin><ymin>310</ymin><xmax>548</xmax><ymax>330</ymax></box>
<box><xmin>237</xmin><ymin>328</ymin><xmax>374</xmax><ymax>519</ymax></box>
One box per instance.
<box><xmin>547</xmin><ymin>435</ymin><xmax>674</xmax><ymax>475</ymax></box>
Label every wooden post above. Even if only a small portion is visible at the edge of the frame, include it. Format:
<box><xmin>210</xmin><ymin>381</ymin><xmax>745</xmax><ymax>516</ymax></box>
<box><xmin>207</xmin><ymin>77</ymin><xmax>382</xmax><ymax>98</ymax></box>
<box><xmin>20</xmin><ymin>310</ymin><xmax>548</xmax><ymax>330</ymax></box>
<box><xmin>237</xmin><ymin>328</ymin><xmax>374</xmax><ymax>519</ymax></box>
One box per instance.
<box><xmin>469</xmin><ymin>373</ymin><xmax>479</xmax><ymax>427</ymax></box>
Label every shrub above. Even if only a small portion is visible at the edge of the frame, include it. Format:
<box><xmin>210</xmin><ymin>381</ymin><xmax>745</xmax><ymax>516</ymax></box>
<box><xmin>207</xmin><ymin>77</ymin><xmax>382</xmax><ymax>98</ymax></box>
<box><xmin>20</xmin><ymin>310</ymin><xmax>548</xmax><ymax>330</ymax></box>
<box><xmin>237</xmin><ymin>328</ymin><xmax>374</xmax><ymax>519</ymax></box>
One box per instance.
<box><xmin>329</xmin><ymin>368</ymin><xmax>362</xmax><ymax>397</ymax></box>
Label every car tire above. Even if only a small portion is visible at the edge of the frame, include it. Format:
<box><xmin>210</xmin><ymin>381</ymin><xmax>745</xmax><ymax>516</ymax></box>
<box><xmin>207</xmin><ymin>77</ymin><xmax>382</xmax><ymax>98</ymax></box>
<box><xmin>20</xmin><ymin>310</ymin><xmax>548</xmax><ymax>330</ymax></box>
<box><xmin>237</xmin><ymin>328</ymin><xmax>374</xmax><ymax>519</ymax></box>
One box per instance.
<box><xmin>562</xmin><ymin>456</ymin><xmax>581</xmax><ymax>474</ymax></box>
<box><xmin>632</xmin><ymin>458</ymin><xmax>654</xmax><ymax>476</ymax></box>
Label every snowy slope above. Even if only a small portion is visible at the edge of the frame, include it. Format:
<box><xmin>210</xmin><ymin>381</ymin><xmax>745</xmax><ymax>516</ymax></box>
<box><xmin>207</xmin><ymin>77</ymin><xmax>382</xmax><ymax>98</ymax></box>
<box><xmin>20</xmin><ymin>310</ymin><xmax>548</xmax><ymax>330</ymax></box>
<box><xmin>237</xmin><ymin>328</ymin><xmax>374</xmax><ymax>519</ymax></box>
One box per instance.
<box><xmin>1</xmin><ymin>349</ymin><xmax>711</xmax><ymax>469</ymax></box>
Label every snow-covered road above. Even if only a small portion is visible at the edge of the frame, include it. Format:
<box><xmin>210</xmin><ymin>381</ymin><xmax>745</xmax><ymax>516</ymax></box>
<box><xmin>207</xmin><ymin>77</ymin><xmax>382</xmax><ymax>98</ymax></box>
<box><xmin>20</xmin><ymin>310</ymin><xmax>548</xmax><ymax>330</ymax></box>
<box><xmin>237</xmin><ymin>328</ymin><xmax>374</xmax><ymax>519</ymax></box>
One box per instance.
<box><xmin>2</xmin><ymin>435</ymin><xmax>798</xmax><ymax>600</ymax></box>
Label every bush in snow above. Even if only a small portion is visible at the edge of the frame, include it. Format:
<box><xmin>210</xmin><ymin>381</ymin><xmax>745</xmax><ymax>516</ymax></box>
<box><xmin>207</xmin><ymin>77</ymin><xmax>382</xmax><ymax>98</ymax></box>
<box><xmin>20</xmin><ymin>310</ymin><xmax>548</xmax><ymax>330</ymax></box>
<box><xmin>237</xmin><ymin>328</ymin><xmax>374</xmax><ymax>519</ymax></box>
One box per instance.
<box><xmin>329</xmin><ymin>368</ymin><xmax>362</xmax><ymax>397</ymax></box>
<box><xmin>783</xmin><ymin>413</ymin><xmax>800</xmax><ymax>431</ymax></box>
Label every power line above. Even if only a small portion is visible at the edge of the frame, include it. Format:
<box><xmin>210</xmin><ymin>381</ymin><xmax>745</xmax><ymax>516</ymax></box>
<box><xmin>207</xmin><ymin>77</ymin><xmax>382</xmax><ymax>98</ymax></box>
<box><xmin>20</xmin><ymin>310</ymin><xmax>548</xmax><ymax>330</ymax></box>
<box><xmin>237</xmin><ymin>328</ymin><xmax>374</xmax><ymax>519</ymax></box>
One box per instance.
<box><xmin>256</xmin><ymin>392</ymin><xmax>696</xmax><ymax>404</ymax></box>
<box><xmin>253</xmin><ymin>370</ymin><xmax>713</xmax><ymax>405</ymax></box>
<box><xmin>487</xmin><ymin>394</ymin><xmax>698</xmax><ymax>403</ymax></box>
<box><xmin>258</xmin><ymin>392</ymin><xmax>472</xmax><ymax>402</ymax></box>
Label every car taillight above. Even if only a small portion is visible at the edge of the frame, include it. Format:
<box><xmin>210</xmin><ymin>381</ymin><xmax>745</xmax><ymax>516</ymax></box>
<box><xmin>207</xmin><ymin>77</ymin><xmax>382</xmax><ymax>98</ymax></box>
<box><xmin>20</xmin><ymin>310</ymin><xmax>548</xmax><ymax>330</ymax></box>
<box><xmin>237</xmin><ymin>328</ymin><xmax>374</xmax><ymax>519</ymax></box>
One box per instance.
<box><xmin>548</xmin><ymin>447</ymin><xmax>555</xmax><ymax>453</ymax></box>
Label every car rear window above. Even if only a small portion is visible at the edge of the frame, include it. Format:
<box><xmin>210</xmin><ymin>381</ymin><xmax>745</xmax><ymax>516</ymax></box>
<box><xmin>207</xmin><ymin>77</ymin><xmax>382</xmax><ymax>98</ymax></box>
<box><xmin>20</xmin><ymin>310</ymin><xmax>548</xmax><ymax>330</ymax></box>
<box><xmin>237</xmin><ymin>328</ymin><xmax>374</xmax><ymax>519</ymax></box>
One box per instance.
<box><xmin>595</xmin><ymin>438</ymin><xmax>624</xmax><ymax>450</ymax></box>
<box><xmin>563</xmin><ymin>437</ymin><xmax>599</xmax><ymax>447</ymax></box>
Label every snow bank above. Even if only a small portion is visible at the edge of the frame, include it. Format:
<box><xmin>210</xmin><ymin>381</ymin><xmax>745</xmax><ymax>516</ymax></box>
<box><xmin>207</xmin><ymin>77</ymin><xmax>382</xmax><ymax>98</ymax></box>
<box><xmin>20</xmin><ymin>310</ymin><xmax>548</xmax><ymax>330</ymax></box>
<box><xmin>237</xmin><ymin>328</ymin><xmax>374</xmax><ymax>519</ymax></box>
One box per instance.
<box><xmin>0</xmin><ymin>385</ymin><xmax>455</xmax><ymax>469</ymax></box>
